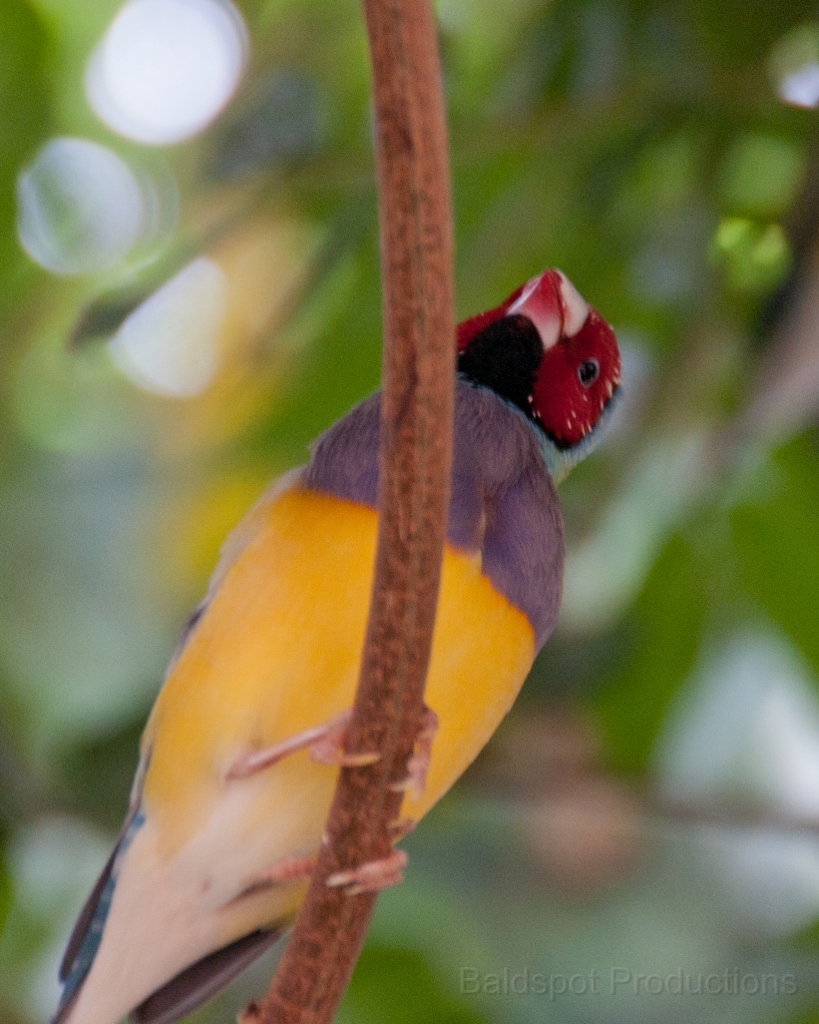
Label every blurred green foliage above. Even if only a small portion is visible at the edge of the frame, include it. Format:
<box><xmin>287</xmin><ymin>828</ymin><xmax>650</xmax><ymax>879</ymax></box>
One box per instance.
<box><xmin>732</xmin><ymin>436</ymin><xmax>819</xmax><ymax>676</ymax></box>
<box><xmin>593</xmin><ymin>532</ymin><xmax>710</xmax><ymax>775</ymax></box>
<box><xmin>3</xmin><ymin>0</ymin><xmax>819</xmax><ymax>1022</ymax></box>
<box><xmin>339</xmin><ymin>945</ymin><xmax>487</xmax><ymax>1024</ymax></box>
<box><xmin>0</xmin><ymin>0</ymin><xmax>49</xmax><ymax>306</ymax></box>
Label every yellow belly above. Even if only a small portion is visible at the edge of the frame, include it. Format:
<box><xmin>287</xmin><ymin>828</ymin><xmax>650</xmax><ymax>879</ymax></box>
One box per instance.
<box><xmin>142</xmin><ymin>486</ymin><xmax>535</xmax><ymax>864</ymax></box>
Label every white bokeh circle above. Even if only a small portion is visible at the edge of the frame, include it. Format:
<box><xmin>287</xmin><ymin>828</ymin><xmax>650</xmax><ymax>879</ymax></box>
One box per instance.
<box><xmin>16</xmin><ymin>137</ymin><xmax>147</xmax><ymax>275</ymax></box>
<box><xmin>108</xmin><ymin>257</ymin><xmax>227</xmax><ymax>397</ymax></box>
<box><xmin>86</xmin><ymin>0</ymin><xmax>248</xmax><ymax>146</ymax></box>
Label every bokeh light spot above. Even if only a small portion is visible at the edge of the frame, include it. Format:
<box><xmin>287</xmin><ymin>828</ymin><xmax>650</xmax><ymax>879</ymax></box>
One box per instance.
<box><xmin>16</xmin><ymin>137</ymin><xmax>148</xmax><ymax>275</ymax></box>
<box><xmin>711</xmin><ymin>218</ymin><xmax>791</xmax><ymax>292</ymax></box>
<box><xmin>753</xmin><ymin>224</ymin><xmax>790</xmax><ymax>270</ymax></box>
<box><xmin>713</xmin><ymin>216</ymin><xmax>754</xmax><ymax>255</ymax></box>
<box><xmin>769</xmin><ymin>22</ymin><xmax>819</xmax><ymax>109</ymax></box>
<box><xmin>780</xmin><ymin>63</ymin><xmax>819</xmax><ymax>108</ymax></box>
<box><xmin>86</xmin><ymin>0</ymin><xmax>248</xmax><ymax>146</ymax></box>
<box><xmin>108</xmin><ymin>257</ymin><xmax>227</xmax><ymax>397</ymax></box>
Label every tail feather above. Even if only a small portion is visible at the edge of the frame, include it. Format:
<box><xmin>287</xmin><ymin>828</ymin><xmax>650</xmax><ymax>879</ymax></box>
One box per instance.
<box><xmin>130</xmin><ymin>927</ymin><xmax>283</xmax><ymax>1024</ymax></box>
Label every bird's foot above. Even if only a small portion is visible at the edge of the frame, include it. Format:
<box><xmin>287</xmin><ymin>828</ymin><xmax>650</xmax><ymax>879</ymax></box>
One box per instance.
<box><xmin>226</xmin><ymin>711</ymin><xmax>380</xmax><ymax>780</ymax></box>
<box><xmin>232</xmin><ymin>854</ymin><xmax>318</xmax><ymax>902</ymax></box>
<box><xmin>247</xmin><ymin>854</ymin><xmax>317</xmax><ymax>887</ymax></box>
<box><xmin>390</xmin><ymin>706</ymin><xmax>439</xmax><ymax>797</ymax></box>
<box><xmin>308</xmin><ymin>711</ymin><xmax>382</xmax><ymax>768</ymax></box>
<box><xmin>326</xmin><ymin>849</ymin><xmax>408</xmax><ymax>896</ymax></box>
<box><xmin>388</xmin><ymin>816</ymin><xmax>417</xmax><ymax>842</ymax></box>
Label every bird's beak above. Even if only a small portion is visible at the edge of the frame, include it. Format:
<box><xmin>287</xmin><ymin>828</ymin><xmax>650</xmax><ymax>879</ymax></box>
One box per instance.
<box><xmin>506</xmin><ymin>269</ymin><xmax>591</xmax><ymax>350</ymax></box>
<box><xmin>505</xmin><ymin>269</ymin><xmax>564</xmax><ymax>351</ymax></box>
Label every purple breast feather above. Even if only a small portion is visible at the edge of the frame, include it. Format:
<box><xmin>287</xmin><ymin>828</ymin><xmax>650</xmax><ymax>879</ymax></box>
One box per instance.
<box><xmin>302</xmin><ymin>382</ymin><xmax>565</xmax><ymax>650</ymax></box>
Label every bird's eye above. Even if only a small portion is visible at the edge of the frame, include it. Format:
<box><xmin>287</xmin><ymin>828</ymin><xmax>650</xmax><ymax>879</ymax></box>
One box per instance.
<box><xmin>577</xmin><ymin>359</ymin><xmax>599</xmax><ymax>387</ymax></box>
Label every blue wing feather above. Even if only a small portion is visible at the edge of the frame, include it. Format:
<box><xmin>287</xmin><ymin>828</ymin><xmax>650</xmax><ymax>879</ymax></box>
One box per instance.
<box><xmin>54</xmin><ymin>809</ymin><xmax>146</xmax><ymax>1022</ymax></box>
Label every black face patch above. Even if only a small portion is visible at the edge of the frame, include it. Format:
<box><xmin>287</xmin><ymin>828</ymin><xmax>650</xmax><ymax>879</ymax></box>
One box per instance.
<box><xmin>457</xmin><ymin>314</ymin><xmax>542</xmax><ymax>420</ymax></box>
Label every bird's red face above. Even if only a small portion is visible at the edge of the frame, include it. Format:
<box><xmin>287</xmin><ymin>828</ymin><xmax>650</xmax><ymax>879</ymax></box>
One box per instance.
<box><xmin>457</xmin><ymin>269</ymin><xmax>620</xmax><ymax>449</ymax></box>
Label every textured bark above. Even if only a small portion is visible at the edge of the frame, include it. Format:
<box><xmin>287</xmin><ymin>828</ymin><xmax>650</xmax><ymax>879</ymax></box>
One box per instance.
<box><xmin>244</xmin><ymin>0</ymin><xmax>454</xmax><ymax>1021</ymax></box>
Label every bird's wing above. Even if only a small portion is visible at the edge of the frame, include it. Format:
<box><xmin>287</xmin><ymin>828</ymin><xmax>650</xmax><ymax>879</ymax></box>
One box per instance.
<box><xmin>55</xmin><ymin>470</ymin><xmax>305</xmax><ymax>1024</ymax></box>
<box><xmin>54</xmin><ymin>808</ymin><xmax>145</xmax><ymax>1024</ymax></box>
<box><xmin>57</xmin><ymin>468</ymin><xmax>307</xmax><ymax>1019</ymax></box>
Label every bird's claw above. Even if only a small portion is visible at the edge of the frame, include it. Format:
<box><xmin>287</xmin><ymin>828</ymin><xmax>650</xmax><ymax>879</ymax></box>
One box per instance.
<box><xmin>389</xmin><ymin>706</ymin><xmax>439</xmax><ymax>797</ymax></box>
<box><xmin>308</xmin><ymin>711</ymin><xmax>382</xmax><ymax>768</ymax></box>
<box><xmin>325</xmin><ymin>849</ymin><xmax>408</xmax><ymax>896</ymax></box>
<box><xmin>388</xmin><ymin>816</ymin><xmax>416</xmax><ymax>842</ymax></box>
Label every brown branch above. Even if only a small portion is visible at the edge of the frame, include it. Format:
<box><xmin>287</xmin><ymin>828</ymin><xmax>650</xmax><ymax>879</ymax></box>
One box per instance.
<box><xmin>244</xmin><ymin>1</ymin><xmax>454</xmax><ymax>1023</ymax></box>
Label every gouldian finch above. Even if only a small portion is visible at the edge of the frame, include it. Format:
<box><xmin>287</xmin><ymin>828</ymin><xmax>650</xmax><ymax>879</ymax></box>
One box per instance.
<box><xmin>55</xmin><ymin>269</ymin><xmax>621</xmax><ymax>1024</ymax></box>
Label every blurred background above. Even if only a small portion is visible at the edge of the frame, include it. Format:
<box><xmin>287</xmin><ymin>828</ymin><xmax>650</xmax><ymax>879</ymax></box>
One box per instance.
<box><xmin>2</xmin><ymin>0</ymin><xmax>819</xmax><ymax>1022</ymax></box>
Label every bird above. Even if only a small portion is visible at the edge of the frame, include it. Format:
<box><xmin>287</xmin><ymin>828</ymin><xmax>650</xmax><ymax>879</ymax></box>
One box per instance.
<box><xmin>54</xmin><ymin>268</ymin><xmax>621</xmax><ymax>1024</ymax></box>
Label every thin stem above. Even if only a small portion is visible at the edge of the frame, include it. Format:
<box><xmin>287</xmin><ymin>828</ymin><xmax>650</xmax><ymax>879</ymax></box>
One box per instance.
<box><xmin>244</xmin><ymin>0</ymin><xmax>453</xmax><ymax>1021</ymax></box>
